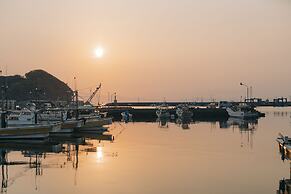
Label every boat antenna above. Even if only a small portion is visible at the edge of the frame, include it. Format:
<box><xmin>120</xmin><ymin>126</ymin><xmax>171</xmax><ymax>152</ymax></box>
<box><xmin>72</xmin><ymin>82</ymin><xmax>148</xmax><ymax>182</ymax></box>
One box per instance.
<box><xmin>1</xmin><ymin>67</ymin><xmax>8</xmax><ymax>111</ymax></box>
<box><xmin>73</xmin><ymin>77</ymin><xmax>79</xmax><ymax>119</ymax></box>
<box><xmin>5</xmin><ymin>66</ymin><xmax>7</xmax><ymax>110</ymax></box>
<box><xmin>0</xmin><ymin>69</ymin><xmax>3</xmax><ymax>111</ymax></box>
<box><xmin>74</xmin><ymin>77</ymin><xmax>77</xmax><ymax>91</ymax></box>
<box><xmin>97</xmin><ymin>85</ymin><xmax>102</xmax><ymax>105</ymax></box>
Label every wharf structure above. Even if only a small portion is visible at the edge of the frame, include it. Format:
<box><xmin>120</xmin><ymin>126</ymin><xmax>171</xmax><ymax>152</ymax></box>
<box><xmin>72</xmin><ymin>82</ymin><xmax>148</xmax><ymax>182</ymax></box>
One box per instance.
<box><xmin>101</xmin><ymin>99</ymin><xmax>269</xmax><ymax>121</ymax></box>
<box><xmin>105</xmin><ymin>98</ymin><xmax>291</xmax><ymax>108</ymax></box>
<box><xmin>100</xmin><ymin>106</ymin><xmax>228</xmax><ymax>121</ymax></box>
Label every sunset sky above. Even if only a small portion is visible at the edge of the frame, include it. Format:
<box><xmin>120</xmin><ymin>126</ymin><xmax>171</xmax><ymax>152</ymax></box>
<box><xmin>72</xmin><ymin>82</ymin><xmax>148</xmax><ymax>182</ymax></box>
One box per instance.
<box><xmin>0</xmin><ymin>0</ymin><xmax>291</xmax><ymax>103</ymax></box>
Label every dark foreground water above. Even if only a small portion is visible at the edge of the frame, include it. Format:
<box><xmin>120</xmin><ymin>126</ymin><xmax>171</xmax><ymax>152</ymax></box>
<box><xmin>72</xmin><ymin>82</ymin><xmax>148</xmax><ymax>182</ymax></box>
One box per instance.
<box><xmin>1</xmin><ymin>107</ymin><xmax>291</xmax><ymax>194</ymax></box>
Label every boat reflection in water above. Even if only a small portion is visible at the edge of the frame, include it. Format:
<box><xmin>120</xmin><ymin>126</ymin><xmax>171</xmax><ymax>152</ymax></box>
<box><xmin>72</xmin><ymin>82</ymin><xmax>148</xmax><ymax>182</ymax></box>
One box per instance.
<box><xmin>219</xmin><ymin>117</ymin><xmax>258</xmax><ymax>131</ymax></box>
<box><xmin>0</xmin><ymin>130</ymin><xmax>114</xmax><ymax>193</ymax></box>
<box><xmin>157</xmin><ymin>118</ymin><xmax>169</xmax><ymax>128</ymax></box>
<box><xmin>219</xmin><ymin>118</ymin><xmax>258</xmax><ymax>148</ymax></box>
<box><xmin>155</xmin><ymin>116</ymin><xmax>258</xmax><ymax>131</ymax></box>
<box><xmin>0</xmin><ymin>140</ymin><xmax>63</xmax><ymax>193</ymax></box>
<box><xmin>176</xmin><ymin>118</ymin><xmax>193</xmax><ymax>130</ymax></box>
<box><xmin>277</xmin><ymin>150</ymin><xmax>291</xmax><ymax>194</ymax></box>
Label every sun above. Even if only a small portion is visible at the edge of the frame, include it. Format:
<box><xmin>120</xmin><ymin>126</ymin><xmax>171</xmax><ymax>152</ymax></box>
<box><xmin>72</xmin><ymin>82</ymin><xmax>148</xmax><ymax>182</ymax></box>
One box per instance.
<box><xmin>94</xmin><ymin>47</ymin><xmax>104</xmax><ymax>58</ymax></box>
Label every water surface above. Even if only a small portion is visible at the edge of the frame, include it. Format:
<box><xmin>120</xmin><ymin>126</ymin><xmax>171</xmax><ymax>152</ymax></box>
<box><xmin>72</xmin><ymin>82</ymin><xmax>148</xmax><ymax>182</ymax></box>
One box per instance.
<box><xmin>1</xmin><ymin>107</ymin><xmax>291</xmax><ymax>194</ymax></box>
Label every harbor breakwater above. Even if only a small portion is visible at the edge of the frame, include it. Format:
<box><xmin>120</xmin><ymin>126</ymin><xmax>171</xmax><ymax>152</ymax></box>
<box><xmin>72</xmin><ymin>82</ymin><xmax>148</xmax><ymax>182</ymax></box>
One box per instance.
<box><xmin>100</xmin><ymin>106</ymin><xmax>266</xmax><ymax>121</ymax></box>
<box><xmin>100</xmin><ymin>107</ymin><xmax>230</xmax><ymax>121</ymax></box>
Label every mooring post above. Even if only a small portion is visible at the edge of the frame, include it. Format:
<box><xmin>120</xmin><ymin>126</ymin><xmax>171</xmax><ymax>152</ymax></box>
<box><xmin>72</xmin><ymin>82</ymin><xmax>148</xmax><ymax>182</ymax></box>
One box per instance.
<box><xmin>1</xmin><ymin>112</ymin><xmax>6</xmax><ymax>128</ymax></box>
<box><xmin>34</xmin><ymin>112</ymin><xmax>38</xmax><ymax>124</ymax></box>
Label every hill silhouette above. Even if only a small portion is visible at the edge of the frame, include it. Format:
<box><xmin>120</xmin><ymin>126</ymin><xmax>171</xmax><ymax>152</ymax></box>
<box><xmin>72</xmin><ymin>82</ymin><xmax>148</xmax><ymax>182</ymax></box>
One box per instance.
<box><xmin>0</xmin><ymin>69</ymin><xmax>73</xmax><ymax>101</ymax></box>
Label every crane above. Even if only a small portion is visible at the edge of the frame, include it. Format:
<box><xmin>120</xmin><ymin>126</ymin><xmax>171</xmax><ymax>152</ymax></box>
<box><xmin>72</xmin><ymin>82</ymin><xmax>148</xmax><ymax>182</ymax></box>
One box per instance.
<box><xmin>85</xmin><ymin>83</ymin><xmax>101</xmax><ymax>104</ymax></box>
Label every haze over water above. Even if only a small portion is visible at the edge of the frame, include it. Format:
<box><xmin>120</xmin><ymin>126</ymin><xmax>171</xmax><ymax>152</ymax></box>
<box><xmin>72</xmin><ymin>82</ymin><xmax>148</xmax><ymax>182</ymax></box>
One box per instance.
<box><xmin>1</xmin><ymin>0</ymin><xmax>291</xmax><ymax>101</ymax></box>
<box><xmin>0</xmin><ymin>107</ymin><xmax>290</xmax><ymax>194</ymax></box>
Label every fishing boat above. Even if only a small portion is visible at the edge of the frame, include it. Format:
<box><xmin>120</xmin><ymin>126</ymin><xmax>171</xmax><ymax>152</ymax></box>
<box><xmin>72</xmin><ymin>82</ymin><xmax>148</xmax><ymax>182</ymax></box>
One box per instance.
<box><xmin>79</xmin><ymin>116</ymin><xmax>112</xmax><ymax>131</ymax></box>
<box><xmin>7</xmin><ymin>108</ymin><xmax>36</xmax><ymax>126</ymax></box>
<box><xmin>8</xmin><ymin>108</ymin><xmax>83</xmax><ymax>136</ymax></box>
<box><xmin>78</xmin><ymin>104</ymin><xmax>99</xmax><ymax>118</ymax></box>
<box><xmin>121</xmin><ymin>111</ymin><xmax>133</xmax><ymax>122</ymax></box>
<box><xmin>226</xmin><ymin>103</ymin><xmax>259</xmax><ymax>119</ymax></box>
<box><xmin>0</xmin><ymin>107</ymin><xmax>62</xmax><ymax>139</ymax></box>
<box><xmin>73</xmin><ymin>104</ymin><xmax>112</xmax><ymax>130</ymax></box>
<box><xmin>61</xmin><ymin>119</ymin><xmax>83</xmax><ymax>129</ymax></box>
<box><xmin>47</xmin><ymin>119</ymin><xmax>84</xmax><ymax>138</ymax></box>
<box><xmin>41</xmin><ymin>118</ymin><xmax>84</xmax><ymax>130</ymax></box>
<box><xmin>0</xmin><ymin>122</ymin><xmax>62</xmax><ymax>140</ymax></box>
<box><xmin>176</xmin><ymin>104</ymin><xmax>193</xmax><ymax>118</ymax></box>
<box><xmin>38</xmin><ymin>108</ymin><xmax>67</xmax><ymax>121</ymax></box>
<box><xmin>156</xmin><ymin>104</ymin><xmax>170</xmax><ymax>120</ymax></box>
<box><xmin>40</xmin><ymin>109</ymin><xmax>84</xmax><ymax>130</ymax></box>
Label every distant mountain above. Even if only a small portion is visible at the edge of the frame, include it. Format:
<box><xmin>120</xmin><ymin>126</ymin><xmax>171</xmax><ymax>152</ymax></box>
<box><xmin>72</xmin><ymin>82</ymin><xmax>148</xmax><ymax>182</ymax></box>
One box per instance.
<box><xmin>0</xmin><ymin>69</ymin><xmax>73</xmax><ymax>102</ymax></box>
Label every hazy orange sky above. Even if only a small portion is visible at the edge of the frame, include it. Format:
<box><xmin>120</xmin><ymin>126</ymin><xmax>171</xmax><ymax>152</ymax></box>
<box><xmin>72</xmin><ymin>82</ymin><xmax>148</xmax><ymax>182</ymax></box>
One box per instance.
<box><xmin>1</xmin><ymin>0</ymin><xmax>291</xmax><ymax>103</ymax></box>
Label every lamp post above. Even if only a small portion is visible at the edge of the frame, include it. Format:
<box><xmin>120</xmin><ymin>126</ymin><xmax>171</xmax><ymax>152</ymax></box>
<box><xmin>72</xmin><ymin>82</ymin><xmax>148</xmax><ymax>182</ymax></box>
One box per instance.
<box><xmin>240</xmin><ymin>82</ymin><xmax>249</xmax><ymax>101</ymax></box>
<box><xmin>110</xmin><ymin>92</ymin><xmax>117</xmax><ymax>104</ymax></box>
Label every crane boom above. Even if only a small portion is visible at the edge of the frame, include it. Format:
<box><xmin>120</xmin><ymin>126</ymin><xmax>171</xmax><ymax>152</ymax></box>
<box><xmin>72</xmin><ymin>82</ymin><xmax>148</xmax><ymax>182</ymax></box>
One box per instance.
<box><xmin>85</xmin><ymin>83</ymin><xmax>101</xmax><ymax>104</ymax></box>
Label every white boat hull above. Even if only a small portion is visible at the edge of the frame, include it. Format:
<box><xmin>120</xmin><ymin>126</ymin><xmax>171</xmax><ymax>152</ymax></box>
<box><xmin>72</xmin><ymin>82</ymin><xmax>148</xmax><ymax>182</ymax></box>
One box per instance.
<box><xmin>226</xmin><ymin>108</ymin><xmax>258</xmax><ymax>118</ymax></box>
<box><xmin>0</xmin><ymin>123</ymin><xmax>61</xmax><ymax>140</ymax></box>
<box><xmin>79</xmin><ymin>117</ymin><xmax>112</xmax><ymax>130</ymax></box>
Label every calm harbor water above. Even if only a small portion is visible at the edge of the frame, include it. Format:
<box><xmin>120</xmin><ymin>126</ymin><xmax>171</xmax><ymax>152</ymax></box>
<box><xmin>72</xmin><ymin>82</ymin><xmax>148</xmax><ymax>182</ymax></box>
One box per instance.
<box><xmin>1</xmin><ymin>107</ymin><xmax>291</xmax><ymax>194</ymax></box>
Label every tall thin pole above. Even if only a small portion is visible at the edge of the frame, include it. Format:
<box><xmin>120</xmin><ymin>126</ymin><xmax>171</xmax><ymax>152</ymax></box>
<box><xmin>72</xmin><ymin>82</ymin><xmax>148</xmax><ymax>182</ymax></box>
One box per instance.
<box><xmin>74</xmin><ymin>77</ymin><xmax>79</xmax><ymax>119</ymax></box>
<box><xmin>75</xmin><ymin>90</ymin><xmax>79</xmax><ymax>119</ymax></box>
<box><xmin>240</xmin><ymin>82</ymin><xmax>249</xmax><ymax>102</ymax></box>
<box><xmin>1</xmin><ymin>75</ymin><xmax>4</xmax><ymax>111</ymax></box>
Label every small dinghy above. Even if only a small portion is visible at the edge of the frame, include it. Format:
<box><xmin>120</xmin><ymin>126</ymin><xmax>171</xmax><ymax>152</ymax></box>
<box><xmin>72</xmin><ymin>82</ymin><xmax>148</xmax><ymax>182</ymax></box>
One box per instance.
<box><xmin>276</xmin><ymin>133</ymin><xmax>291</xmax><ymax>153</ymax></box>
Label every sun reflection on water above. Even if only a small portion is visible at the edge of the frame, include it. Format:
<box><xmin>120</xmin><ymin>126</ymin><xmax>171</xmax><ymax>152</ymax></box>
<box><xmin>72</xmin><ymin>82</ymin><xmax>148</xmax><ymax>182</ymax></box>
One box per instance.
<box><xmin>96</xmin><ymin>144</ymin><xmax>104</xmax><ymax>162</ymax></box>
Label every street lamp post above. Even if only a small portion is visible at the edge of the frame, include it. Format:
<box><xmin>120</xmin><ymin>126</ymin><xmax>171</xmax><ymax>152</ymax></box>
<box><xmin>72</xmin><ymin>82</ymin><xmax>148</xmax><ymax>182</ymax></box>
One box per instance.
<box><xmin>240</xmin><ymin>82</ymin><xmax>249</xmax><ymax>102</ymax></box>
<box><xmin>110</xmin><ymin>92</ymin><xmax>117</xmax><ymax>104</ymax></box>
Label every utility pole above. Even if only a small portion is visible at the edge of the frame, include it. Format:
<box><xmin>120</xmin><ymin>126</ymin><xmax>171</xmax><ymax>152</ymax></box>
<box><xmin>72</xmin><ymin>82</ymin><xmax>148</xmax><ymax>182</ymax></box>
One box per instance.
<box><xmin>73</xmin><ymin>77</ymin><xmax>79</xmax><ymax>119</ymax></box>
<box><xmin>75</xmin><ymin>90</ymin><xmax>79</xmax><ymax>119</ymax></box>
<box><xmin>240</xmin><ymin>82</ymin><xmax>249</xmax><ymax>101</ymax></box>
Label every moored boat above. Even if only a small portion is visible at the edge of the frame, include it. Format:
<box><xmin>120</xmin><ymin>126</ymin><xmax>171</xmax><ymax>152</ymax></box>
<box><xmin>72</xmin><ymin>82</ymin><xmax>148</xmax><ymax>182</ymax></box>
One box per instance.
<box><xmin>38</xmin><ymin>109</ymin><xmax>67</xmax><ymax>121</ymax></box>
<box><xmin>226</xmin><ymin>103</ymin><xmax>259</xmax><ymax>119</ymax></box>
<box><xmin>7</xmin><ymin>108</ymin><xmax>36</xmax><ymax>126</ymax></box>
<box><xmin>79</xmin><ymin>117</ymin><xmax>112</xmax><ymax>131</ymax></box>
<box><xmin>156</xmin><ymin>104</ymin><xmax>170</xmax><ymax>120</ymax></box>
<box><xmin>276</xmin><ymin>133</ymin><xmax>291</xmax><ymax>154</ymax></box>
<box><xmin>61</xmin><ymin>119</ymin><xmax>83</xmax><ymax>129</ymax></box>
<box><xmin>43</xmin><ymin>119</ymin><xmax>85</xmax><ymax>137</ymax></box>
<box><xmin>121</xmin><ymin>111</ymin><xmax>133</xmax><ymax>122</ymax></box>
<box><xmin>176</xmin><ymin>104</ymin><xmax>193</xmax><ymax>118</ymax></box>
<box><xmin>0</xmin><ymin>122</ymin><xmax>61</xmax><ymax>140</ymax></box>
<box><xmin>39</xmin><ymin>119</ymin><xmax>84</xmax><ymax>138</ymax></box>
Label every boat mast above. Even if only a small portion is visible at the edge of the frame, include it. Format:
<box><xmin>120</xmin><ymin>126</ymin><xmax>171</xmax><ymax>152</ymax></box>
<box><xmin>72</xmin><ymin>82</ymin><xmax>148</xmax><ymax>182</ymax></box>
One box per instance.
<box><xmin>0</xmin><ymin>70</ymin><xmax>7</xmax><ymax>128</ymax></box>
<box><xmin>75</xmin><ymin>90</ymin><xmax>79</xmax><ymax>119</ymax></box>
<box><xmin>74</xmin><ymin>77</ymin><xmax>79</xmax><ymax>119</ymax></box>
